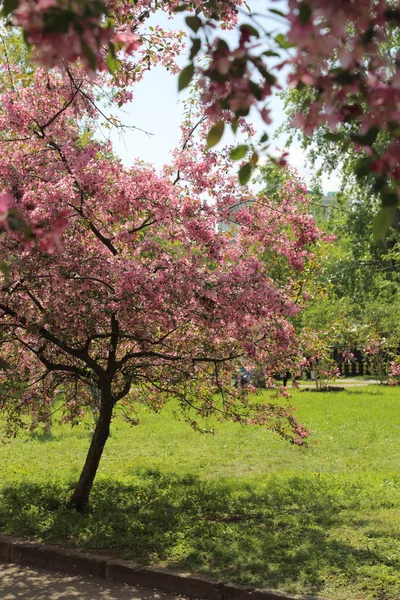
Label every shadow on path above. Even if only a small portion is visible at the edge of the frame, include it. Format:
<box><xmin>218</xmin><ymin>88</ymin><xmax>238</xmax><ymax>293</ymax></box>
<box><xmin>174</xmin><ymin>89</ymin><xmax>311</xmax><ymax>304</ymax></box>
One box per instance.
<box><xmin>0</xmin><ymin>561</ymin><xmax>178</xmax><ymax>600</ymax></box>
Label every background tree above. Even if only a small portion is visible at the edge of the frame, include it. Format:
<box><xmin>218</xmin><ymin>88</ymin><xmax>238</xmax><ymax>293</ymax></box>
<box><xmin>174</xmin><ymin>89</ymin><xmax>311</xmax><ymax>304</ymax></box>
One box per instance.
<box><xmin>256</xmin><ymin>161</ymin><xmax>400</xmax><ymax>383</ymax></box>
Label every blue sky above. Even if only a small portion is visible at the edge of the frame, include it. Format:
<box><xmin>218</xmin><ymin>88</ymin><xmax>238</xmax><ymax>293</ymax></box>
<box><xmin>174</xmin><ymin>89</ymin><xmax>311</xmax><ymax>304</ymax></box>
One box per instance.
<box><xmin>104</xmin><ymin>2</ymin><xmax>339</xmax><ymax>193</ymax></box>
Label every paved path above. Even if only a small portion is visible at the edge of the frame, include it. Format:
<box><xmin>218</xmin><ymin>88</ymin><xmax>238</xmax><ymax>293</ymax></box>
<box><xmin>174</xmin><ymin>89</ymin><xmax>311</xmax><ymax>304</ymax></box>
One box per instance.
<box><xmin>0</xmin><ymin>561</ymin><xmax>183</xmax><ymax>600</ymax></box>
<box><xmin>298</xmin><ymin>378</ymin><xmax>382</xmax><ymax>389</ymax></box>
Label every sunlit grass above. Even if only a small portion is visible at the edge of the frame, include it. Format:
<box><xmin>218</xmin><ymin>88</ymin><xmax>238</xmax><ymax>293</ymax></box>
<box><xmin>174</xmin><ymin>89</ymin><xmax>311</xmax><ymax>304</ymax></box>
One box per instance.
<box><xmin>1</xmin><ymin>385</ymin><xmax>400</xmax><ymax>599</ymax></box>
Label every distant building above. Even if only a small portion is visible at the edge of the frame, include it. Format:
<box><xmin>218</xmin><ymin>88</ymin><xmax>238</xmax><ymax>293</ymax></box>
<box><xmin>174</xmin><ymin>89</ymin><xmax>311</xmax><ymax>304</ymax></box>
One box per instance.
<box><xmin>218</xmin><ymin>193</ymin><xmax>337</xmax><ymax>233</ymax></box>
<box><xmin>312</xmin><ymin>192</ymin><xmax>336</xmax><ymax>220</ymax></box>
<box><xmin>217</xmin><ymin>201</ymin><xmax>252</xmax><ymax>236</ymax></box>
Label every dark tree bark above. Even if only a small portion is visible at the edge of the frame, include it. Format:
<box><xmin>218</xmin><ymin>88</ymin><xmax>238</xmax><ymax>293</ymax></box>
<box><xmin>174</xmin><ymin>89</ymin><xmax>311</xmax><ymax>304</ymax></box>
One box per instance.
<box><xmin>68</xmin><ymin>383</ymin><xmax>114</xmax><ymax>512</ymax></box>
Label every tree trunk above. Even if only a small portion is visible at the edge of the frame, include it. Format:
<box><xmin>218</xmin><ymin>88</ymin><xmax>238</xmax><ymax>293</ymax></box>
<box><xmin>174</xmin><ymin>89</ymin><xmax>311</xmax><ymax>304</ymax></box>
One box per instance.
<box><xmin>68</xmin><ymin>384</ymin><xmax>114</xmax><ymax>512</ymax></box>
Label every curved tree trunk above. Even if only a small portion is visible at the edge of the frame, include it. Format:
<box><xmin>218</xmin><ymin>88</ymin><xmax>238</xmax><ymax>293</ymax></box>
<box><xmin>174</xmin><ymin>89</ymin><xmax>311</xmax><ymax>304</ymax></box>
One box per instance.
<box><xmin>69</xmin><ymin>384</ymin><xmax>114</xmax><ymax>512</ymax></box>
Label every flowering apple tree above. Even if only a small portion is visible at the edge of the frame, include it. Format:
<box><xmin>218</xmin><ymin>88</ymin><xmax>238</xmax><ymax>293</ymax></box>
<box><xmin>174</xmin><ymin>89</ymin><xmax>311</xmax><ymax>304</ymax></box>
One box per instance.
<box><xmin>299</xmin><ymin>326</ymin><xmax>356</xmax><ymax>391</ymax></box>
<box><xmin>389</xmin><ymin>358</ymin><xmax>400</xmax><ymax>385</ymax></box>
<box><xmin>362</xmin><ymin>334</ymin><xmax>391</xmax><ymax>384</ymax></box>
<box><xmin>0</xmin><ymin>60</ymin><xmax>323</xmax><ymax>510</ymax></box>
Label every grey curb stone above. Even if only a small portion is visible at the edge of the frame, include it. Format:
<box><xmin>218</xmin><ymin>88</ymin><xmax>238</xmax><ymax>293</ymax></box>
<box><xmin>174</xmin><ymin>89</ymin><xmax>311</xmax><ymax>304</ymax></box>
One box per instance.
<box><xmin>0</xmin><ymin>534</ymin><xmax>12</xmax><ymax>561</ymax></box>
<box><xmin>222</xmin><ymin>583</ymin><xmax>254</xmax><ymax>600</ymax></box>
<box><xmin>107</xmin><ymin>560</ymin><xmax>223</xmax><ymax>600</ymax></box>
<box><xmin>47</xmin><ymin>547</ymin><xmax>112</xmax><ymax>578</ymax></box>
<box><xmin>9</xmin><ymin>538</ymin><xmax>110</xmax><ymax>578</ymax></box>
<box><xmin>10</xmin><ymin>539</ymin><xmax>50</xmax><ymax>567</ymax></box>
<box><xmin>0</xmin><ymin>534</ymin><xmax>328</xmax><ymax>600</ymax></box>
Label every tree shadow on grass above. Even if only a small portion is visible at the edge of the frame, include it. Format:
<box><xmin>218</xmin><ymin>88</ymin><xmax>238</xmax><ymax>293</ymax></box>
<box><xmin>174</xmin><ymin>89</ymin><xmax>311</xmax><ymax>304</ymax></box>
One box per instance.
<box><xmin>27</xmin><ymin>430</ymin><xmax>57</xmax><ymax>443</ymax></box>
<box><xmin>344</xmin><ymin>388</ymin><xmax>385</xmax><ymax>396</ymax></box>
<box><xmin>0</xmin><ymin>471</ymin><xmax>400</xmax><ymax>598</ymax></box>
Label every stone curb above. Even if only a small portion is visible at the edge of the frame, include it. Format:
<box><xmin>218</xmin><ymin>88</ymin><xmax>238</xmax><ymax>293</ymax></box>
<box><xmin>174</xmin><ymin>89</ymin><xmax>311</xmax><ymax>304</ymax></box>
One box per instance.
<box><xmin>0</xmin><ymin>534</ymin><xmax>327</xmax><ymax>600</ymax></box>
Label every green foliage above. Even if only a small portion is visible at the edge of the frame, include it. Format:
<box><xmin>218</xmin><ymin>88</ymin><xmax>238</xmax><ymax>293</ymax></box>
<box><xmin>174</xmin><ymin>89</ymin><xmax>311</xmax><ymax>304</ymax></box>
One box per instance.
<box><xmin>373</xmin><ymin>207</ymin><xmax>393</xmax><ymax>240</ymax></box>
<box><xmin>1</xmin><ymin>0</ymin><xmax>19</xmax><ymax>18</ymax></box>
<box><xmin>296</xmin><ymin>184</ymin><xmax>400</xmax><ymax>349</ymax></box>
<box><xmin>256</xmin><ymin>162</ymin><xmax>293</xmax><ymax>200</ymax></box>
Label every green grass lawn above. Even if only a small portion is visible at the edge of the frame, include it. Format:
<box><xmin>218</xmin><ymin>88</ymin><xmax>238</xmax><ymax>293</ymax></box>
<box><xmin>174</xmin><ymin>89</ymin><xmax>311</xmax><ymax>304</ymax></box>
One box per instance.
<box><xmin>1</xmin><ymin>386</ymin><xmax>400</xmax><ymax>599</ymax></box>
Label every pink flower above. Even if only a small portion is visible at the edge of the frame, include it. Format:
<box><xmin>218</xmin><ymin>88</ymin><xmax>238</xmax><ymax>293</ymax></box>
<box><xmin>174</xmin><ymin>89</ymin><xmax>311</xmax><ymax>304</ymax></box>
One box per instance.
<box><xmin>0</xmin><ymin>193</ymin><xmax>12</xmax><ymax>224</ymax></box>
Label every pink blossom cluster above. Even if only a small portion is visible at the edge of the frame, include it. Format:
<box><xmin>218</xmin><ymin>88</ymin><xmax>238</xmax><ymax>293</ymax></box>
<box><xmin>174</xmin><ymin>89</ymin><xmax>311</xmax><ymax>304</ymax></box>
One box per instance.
<box><xmin>12</xmin><ymin>0</ymin><xmax>112</xmax><ymax>69</ymax></box>
<box><xmin>363</xmin><ymin>338</ymin><xmax>384</xmax><ymax>356</ymax></box>
<box><xmin>389</xmin><ymin>361</ymin><xmax>400</xmax><ymax>386</ymax></box>
<box><xmin>0</xmin><ymin>193</ymin><xmax>11</xmax><ymax>226</ymax></box>
<box><xmin>10</xmin><ymin>0</ymin><xmax>186</xmax><ymax>86</ymax></box>
<box><xmin>199</xmin><ymin>23</ymin><xmax>275</xmax><ymax>123</ymax></box>
<box><xmin>4</xmin><ymin>0</ymin><xmax>399</xmax><ymax>193</ymax></box>
<box><xmin>9</xmin><ymin>0</ymin><xmax>237</xmax><ymax>72</ymax></box>
<box><xmin>342</xmin><ymin>350</ymin><xmax>355</xmax><ymax>362</ymax></box>
<box><xmin>286</xmin><ymin>0</ymin><xmax>400</xmax><ymax>187</ymax></box>
<box><xmin>196</xmin><ymin>0</ymin><xmax>400</xmax><ymax>189</ymax></box>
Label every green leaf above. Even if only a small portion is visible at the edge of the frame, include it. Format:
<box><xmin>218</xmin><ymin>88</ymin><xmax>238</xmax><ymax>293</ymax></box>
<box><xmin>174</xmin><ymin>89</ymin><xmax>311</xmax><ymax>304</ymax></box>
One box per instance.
<box><xmin>230</xmin><ymin>145</ymin><xmax>248</xmax><ymax>161</ymax></box>
<box><xmin>324</xmin><ymin>132</ymin><xmax>344</xmax><ymax>142</ymax></box>
<box><xmin>259</xmin><ymin>133</ymin><xmax>269</xmax><ymax>143</ymax></box>
<box><xmin>235</xmin><ymin>106</ymin><xmax>250</xmax><ymax>118</ymax></box>
<box><xmin>372</xmin><ymin>207</ymin><xmax>392</xmax><ymax>241</ymax></box>
<box><xmin>106</xmin><ymin>54</ymin><xmax>120</xmax><ymax>73</ymax></box>
<box><xmin>231</xmin><ymin>119</ymin><xmax>239</xmax><ymax>134</ymax></box>
<box><xmin>274</xmin><ymin>33</ymin><xmax>295</xmax><ymax>49</ymax></box>
<box><xmin>2</xmin><ymin>0</ymin><xmax>19</xmax><ymax>16</ymax></box>
<box><xmin>372</xmin><ymin>176</ymin><xmax>386</xmax><ymax>194</ymax></box>
<box><xmin>298</xmin><ymin>2</ymin><xmax>312</xmax><ymax>24</ymax></box>
<box><xmin>189</xmin><ymin>37</ymin><xmax>201</xmax><ymax>60</ymax></box>
<box><xmin>332</xmin><ymin>69</ymin><xmax>357</xmax><ymax>85</ymax></box>
<box><xmin>185</xmin><ymin>15</ymin><xmax>202</xmax><ymax>33</ymax></box>
<box><xmin>216</xmin><ymin>38</ymin><xmax>230</xmax><ymax>52</ymax></box>
<box><xmin>178</xmin><ymin>63</ymin><xmax>194</xmax><ymax>91</ymax></box>
<box><xmin>269</xmin><ymin>7</ymin><xmax>286</xmax><ymax>17</ymax></box>
<box><xmin>238</xmin><ymin>162</ymin><xmax>252</xmax><ymax>186</ymax></box>
<box><xmin>262</xmin><ymin>50</ymin><xmax>280</xmax><ymax>57</ymax></box>
<box><xmin>239</xmin><ymin>24</ymin><xmax>259</xmax><ymax>38</ymax></box>
<box><xmin>248</xmin><ymin>80</ymin><xmax>262</xmax><ymax>101</ymax></box>
<box><xmin>106</xmin><ymin>45</ymin><xmax>120</xmax><ymax>73</ymax></box>
<box><xmin>43</xmin><ymin>10</ymin><xmax>75</xmax><ymax>33</ymax></box>
<box><xmin>81</xmin><ymin>41</ymin><xmax>97</xmax><ymax>70</ymax></box>
<box><xmin>354</xmin><ymin>156</ymin><xmax>373</xmax><ymax>178</ymax></box>
<box><xmin>91</xmin><ymin>0</ymin><xmax>107</xmax><ymax>16</ymax></box>
<box><xmin>381</xmin><ymin>186</ymin><xmax>399</xmax><ymax>208</ymax></box>
<box><xmin>0</xmin><ymin>357</ymin><xmax>10</xmax><ymax>371</ymax></box>
<box><xmin>250</xmin><ymin>152</ymin><xmax>259</xmax><ymax>167</ymax></box>
<box><xmin>0</xmin><ymin>259</ymin><xmax>10</xmax><ymax>278</ymax></box>
<box><xmin>206</xmin><ymin>121</ymin><xmax>225</xmax><ymax>149</ymax></box>
<box><xmin>352</xmin><ymin>126</ymin><xmax>380</xmax><ymax>146</ymax></box>
<box><xmin>253</xmin><ymin>62</ymin><xmax>276</xmax><ymax>85</ymax></box>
